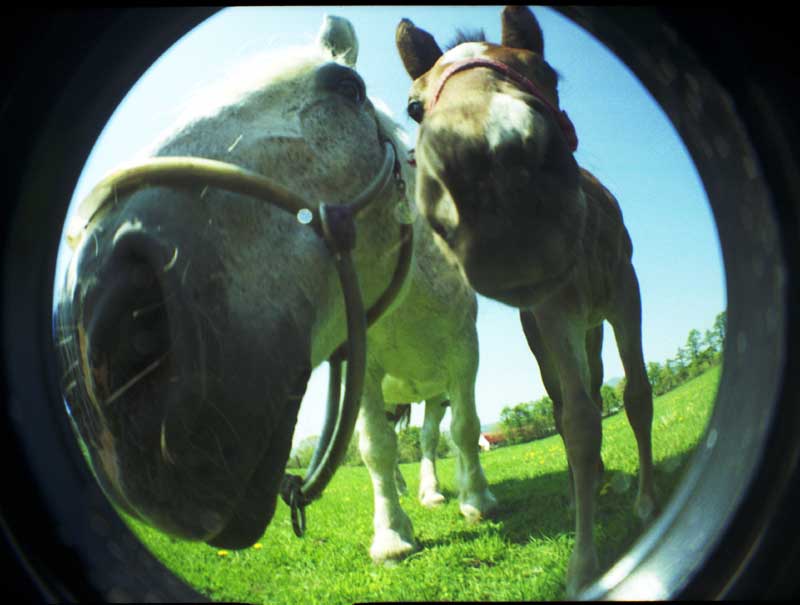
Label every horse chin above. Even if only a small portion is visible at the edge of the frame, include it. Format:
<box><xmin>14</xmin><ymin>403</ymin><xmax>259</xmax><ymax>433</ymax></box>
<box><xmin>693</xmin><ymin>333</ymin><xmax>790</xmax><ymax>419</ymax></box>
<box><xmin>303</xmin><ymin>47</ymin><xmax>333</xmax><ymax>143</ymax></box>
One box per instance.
<box><xmin>205</xmin><ymin>391</ymin><xmax>302</xmax><ymax>549</ymax></box>
<box><xmin>472</xmin><ymin>258</ymin><xmax>577</xmax><ymax>309</ymax></box>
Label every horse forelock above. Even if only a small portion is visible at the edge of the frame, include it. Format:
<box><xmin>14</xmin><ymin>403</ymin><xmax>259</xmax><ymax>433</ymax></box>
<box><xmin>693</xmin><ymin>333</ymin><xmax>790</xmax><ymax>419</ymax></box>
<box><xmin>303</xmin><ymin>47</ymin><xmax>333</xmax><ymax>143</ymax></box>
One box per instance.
<box><xmin>444</xmin><ymin>28</ymin><xmax>487</xmax><ymax>51</ymax></box>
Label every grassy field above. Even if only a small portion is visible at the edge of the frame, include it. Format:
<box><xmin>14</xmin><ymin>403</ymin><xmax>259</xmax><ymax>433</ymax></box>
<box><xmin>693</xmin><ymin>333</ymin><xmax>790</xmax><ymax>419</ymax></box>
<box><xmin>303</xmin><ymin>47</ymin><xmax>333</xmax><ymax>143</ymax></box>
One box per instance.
<box><xmin>122</xmin><ymin>365</ymin><xmax>720</xmax><ymax>602</ymax></box>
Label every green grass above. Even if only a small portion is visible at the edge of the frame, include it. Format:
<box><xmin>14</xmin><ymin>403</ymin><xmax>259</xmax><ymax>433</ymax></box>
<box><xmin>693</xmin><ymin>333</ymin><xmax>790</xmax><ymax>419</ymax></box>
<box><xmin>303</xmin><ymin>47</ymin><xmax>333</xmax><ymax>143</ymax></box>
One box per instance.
<box><xmin>122</xmin><ymin>365</ymin><xmax>720</xmax><ymax>602</ymax></box>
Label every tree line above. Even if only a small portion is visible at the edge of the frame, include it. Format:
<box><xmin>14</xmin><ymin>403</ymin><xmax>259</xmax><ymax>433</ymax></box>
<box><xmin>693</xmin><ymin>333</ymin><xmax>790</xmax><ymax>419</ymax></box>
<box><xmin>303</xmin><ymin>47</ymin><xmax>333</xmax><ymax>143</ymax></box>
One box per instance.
<box><xmin>287</xmin><ymin>311</ymin><xmax>726</xmax><ymax>466</ymax></box>
<box><xmin>286</xmin><ymin>423</ymin><xmax>455</xmax><ymax>469</ymax></box>
<box><xmin>495</xmin><ymin>311</ymin><xmax>726</xmax><ymax>447</ymax></box>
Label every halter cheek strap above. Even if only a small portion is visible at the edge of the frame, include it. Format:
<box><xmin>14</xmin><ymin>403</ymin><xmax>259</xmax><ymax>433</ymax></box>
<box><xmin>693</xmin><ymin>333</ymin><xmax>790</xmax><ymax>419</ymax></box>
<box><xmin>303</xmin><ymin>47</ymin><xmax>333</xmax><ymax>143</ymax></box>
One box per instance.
<box><xmin>426</xmin><ymin>56</ymin><xmax>578</xmax><ymax>153</ymax></box>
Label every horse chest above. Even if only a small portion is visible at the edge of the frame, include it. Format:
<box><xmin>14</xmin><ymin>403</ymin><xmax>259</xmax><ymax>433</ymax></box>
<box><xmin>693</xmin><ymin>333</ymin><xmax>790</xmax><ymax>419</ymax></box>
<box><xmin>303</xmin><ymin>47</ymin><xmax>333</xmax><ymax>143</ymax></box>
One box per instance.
<box><xmin>578</xmin><ymin>184</ymin><xmax>630</xmax><ymax>317</ymax></box>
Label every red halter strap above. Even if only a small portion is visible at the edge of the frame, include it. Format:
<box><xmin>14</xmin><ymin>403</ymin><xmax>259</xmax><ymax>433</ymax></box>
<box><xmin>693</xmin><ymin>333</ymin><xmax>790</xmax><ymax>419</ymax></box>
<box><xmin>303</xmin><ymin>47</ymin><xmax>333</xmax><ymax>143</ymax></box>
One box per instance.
<box><xmin>426</xmin><ymin>56</ymin><xmax>578</xmax><ymax>153</ymax></box>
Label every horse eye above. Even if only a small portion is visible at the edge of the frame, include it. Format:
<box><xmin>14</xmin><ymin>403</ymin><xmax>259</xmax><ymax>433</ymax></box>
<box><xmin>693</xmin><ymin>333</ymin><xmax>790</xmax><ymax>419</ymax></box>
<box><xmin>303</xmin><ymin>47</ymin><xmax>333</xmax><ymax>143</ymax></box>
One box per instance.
<box><xmin>407</xmin><ymin>100</ymin><xmax>424</xmax><ymax>123</ymax></box>
<box><xmin>336</xmin><ymin>78</ymin><xmax>364</xmax><ymax>104</ymax></box>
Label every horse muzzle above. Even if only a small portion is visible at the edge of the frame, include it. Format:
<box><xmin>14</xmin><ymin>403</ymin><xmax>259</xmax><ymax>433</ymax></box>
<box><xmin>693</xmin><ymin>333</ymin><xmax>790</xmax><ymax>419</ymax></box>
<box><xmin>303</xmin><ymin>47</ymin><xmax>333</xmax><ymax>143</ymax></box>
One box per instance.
<box><xmin>57</xmin><ymin>209</ymin><xmax>311</xmax><ymax>548</ymax></box>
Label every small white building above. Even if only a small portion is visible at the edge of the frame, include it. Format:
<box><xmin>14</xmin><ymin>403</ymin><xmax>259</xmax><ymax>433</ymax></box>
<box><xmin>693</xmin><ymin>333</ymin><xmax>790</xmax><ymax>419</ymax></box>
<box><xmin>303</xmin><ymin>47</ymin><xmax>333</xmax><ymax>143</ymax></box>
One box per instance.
<box><xmin>478</xmin><ymin>433</ymin><xmax>492</xmax><ymax>452</ymax></box>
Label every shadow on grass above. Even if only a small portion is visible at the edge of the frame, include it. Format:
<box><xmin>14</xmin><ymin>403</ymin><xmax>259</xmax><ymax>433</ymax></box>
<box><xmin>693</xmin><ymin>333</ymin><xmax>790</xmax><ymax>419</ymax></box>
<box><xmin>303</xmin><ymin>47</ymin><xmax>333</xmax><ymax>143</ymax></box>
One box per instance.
<box><xmin>415</xmin><ymin>525</ymin><xmax>487</xmax><ymax>551</ymax></box>
<box><xmin>410</xmin><ymin>444</ymin><xmax>700</xmax><ymax>574</ymax></box>
<box><xmin>485</xmin><ymin>460</ymin><xmax>686</xmax><ymax>545</ymax></box>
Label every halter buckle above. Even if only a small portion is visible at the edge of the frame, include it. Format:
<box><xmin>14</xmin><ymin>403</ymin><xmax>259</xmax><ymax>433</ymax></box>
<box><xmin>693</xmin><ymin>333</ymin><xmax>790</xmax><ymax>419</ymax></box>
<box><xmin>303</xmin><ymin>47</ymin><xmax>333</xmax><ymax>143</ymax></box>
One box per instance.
<box><xmin>319</xmin><ymin>203</ymin><xmax>357</xmax><ymax>255</ymax></box>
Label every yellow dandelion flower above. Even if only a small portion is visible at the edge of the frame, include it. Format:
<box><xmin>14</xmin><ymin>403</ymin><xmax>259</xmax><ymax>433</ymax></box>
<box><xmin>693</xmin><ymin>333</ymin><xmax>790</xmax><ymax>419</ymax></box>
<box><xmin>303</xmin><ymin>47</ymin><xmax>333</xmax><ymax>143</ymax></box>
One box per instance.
<box><xmin>252</xmin><ymin>543</ymin><xmax>263</xmax><ymax>550</ymax></box>
<box><xmin>217</xmin><ymin>550</ymin><xmax>229</xmax><ymax>557</ymax></box>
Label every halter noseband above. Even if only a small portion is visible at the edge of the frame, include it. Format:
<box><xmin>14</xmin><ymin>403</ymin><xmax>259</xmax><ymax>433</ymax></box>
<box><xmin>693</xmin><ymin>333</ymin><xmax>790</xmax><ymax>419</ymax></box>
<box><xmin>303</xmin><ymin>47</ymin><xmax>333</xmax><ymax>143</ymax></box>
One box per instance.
<box><xmin>427</xmin><ymin>56</ymin><xmax>578</xmax><ymax>153</ymax></box>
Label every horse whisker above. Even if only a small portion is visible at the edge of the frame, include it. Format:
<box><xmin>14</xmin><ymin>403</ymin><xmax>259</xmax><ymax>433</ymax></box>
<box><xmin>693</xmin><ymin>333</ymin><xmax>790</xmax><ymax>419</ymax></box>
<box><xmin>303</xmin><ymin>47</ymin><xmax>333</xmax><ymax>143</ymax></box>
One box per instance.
<box><xmin>227</xmin><ymin>134</ymin><xmax>243</xmax><ymax>153</ymax></box>
<box><xmin>61</xmin><ymin>359</ymin><xmax>79</xmax><ymax>381</ymax></box>
<box><xmin>162</xmin><ymin>247</ymin><xmax>179</xmax><ymax>272</ymax></box>
<box><xmin>132</xmin><ymin>292</ymin><xmax>175</xmax><ymax>319</ymax></box>
<box><xmin>160</xmin><ymin>419</ymin><xmax>177</xmax><ymax>465</ymax></box>
<box><xmin>181</xmin><ymin>260</ymin><xmax>192</xmax><ymax>285</ymax></box>
<box><xmin>105</xmin><ymin>352</ymin><xmax>168</xmax><ymax>405</ymax></box>
<box><xmin>203</xmin><ymin>396</ymin><xmax>241</xmax><ymax>445</ymax></box>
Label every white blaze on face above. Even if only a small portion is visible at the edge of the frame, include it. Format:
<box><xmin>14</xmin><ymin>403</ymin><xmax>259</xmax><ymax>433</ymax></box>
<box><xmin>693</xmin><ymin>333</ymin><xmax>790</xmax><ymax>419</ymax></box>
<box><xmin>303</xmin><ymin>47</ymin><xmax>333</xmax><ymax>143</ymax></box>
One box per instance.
<box><xmin>439</xmin><ymin>42</ymin><xmax>490</xmax><ymax>66</ymax></box>
<box><xmin>484</xmin><ymin>92</ymin><xmax>539</xmax><ymax>153</ymax></box>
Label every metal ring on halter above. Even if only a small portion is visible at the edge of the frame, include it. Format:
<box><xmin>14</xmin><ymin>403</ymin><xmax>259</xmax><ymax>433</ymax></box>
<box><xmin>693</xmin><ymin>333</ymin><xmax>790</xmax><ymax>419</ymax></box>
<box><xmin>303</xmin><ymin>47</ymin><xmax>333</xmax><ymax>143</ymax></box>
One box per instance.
<box><xmin>280</xmin><ymin>474</ymin><xmax>307</xmax><ymax>538</ymax></box>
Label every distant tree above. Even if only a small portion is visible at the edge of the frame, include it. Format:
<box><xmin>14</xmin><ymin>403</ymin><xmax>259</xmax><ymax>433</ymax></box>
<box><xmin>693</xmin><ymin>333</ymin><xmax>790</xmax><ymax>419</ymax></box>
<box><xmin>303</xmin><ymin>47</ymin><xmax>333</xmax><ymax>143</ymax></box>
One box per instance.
<box><xmin>699</xmin><ymin>329</ymin><xmax>718</xmax><ymax>367</ymax></box>
<box><xmin>647</xmin><ymin>361</ymin><xmax>666</xmax><ymax>395</ymax></box>
<box><xmin>712</xmin><ymin>311</ymin><xmax>727</xmax><ymax>351</ymax></box>
<box><xmin>500</xmin><ymin>403</ymin><xmax>529</xmax><ymax>443</ymax></box>
<box><xmin>613</xmin><ymin>376</ymin><xmax>627</xmax><ymax>405</ymax></box>
<box><xmin>676</xmin><ymin>345</ymin><xmax>691</xmax><ymax>377</ymax></box>
<box><xmin>527</xmin><ymin>397</ymin><xmax>556</xmax><ymax>439</ymax></box>
<box><xmin>291</xmin><ymin>435</ymin><xmax>318</xmax><ymax>469</ymax></box>
<box><xmin>500</xmin><ymin>398</ymin><xmax>555</xmax><ymax>444</ymax></box>
<box><xmin>343</xmin><ymin>430</ymin><xmax>363</xmax><ymax>466</ymax></box>
<box><xmin>686</xmin><ymin>329</ymin><xmax>702</xmax><ymax>365</ymax></box>
<box><xmin>600</xmin><ymin>384</ymin><xmax>622</xmax><ymax>416</ymax></box>
<box><xmin>663</xmin><ymin>359</ymin><xmax>680</xmax><ymax>391</ymax></box>
<box><xmin>397</xmin><ymin>425</ymin><xmax>422</xmax><ymax>463</ymax></box>
<box><xmin>436</xmin><ymin>431</ymin><xmax>453</xmax><ymax>458</ymax></box>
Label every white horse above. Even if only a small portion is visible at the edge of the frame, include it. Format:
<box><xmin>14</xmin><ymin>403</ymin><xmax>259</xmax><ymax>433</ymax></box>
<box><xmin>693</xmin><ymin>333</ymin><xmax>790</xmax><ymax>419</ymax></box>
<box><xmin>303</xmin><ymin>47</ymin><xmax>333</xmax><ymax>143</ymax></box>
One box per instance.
<box><xmin>56</xmin><ymin>15</ymin><xmax>496</xmax><ymax>565</ymax></box>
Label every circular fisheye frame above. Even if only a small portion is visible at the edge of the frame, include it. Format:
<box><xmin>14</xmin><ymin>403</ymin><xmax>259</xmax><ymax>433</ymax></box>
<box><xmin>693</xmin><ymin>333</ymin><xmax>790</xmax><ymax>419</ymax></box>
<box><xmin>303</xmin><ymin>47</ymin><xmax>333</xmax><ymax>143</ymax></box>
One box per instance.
<box><xmin>1</xmin><ymin>7</ymin><xmax>798</xmax><ymax>602</ymax></box>
<box><xmin>561</xmin><ymin>8</ymin><xmax>798</xmax><ymax>600</ymax></box>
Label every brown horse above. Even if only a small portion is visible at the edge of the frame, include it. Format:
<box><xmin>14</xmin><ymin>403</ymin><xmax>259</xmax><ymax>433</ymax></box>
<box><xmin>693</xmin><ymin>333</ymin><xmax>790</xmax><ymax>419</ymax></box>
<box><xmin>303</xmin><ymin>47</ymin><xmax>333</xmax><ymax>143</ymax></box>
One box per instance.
<box><xmin>396</xmin><ymin>5</ymin><xmax>656</xmax><ymax>595</ymax></box>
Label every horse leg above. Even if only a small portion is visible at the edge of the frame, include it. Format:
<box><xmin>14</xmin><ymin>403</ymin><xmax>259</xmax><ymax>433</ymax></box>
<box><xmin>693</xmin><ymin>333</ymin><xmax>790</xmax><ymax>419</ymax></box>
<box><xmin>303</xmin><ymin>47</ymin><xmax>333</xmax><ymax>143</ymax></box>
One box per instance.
<box><xmin>448</xmin><ymin>364</ymin><xmax>497</xmax><ymax>522</ymax></box>
<box><xmin>386</xmin><ymin>404</ymin><xmax>410</xmax><ymax>497</ymax></box>
<box><xmin>534</xmin><ymin>308</ymin><xmax>601</xmax><ymax>597</ymax></box>
<box><xmin>358</xmin><ymin>373</ymin><xmax>417</xmax><ymax>564</ymax></box>
<box><xmin>608</xmin><ymin>263</ymin><xmax>657</xmax><ymax>522</ymax></box>
<box><xmin>585</xmin><ymin>323</ymin><xmax>606</xmax><ymax>480</ymax></box>
<box><xmin>394</xmin><ymin>462</ymin><xmax>409</xmax><ymax>497</ymax></box>
<box><xmin>419</xmin><ymin>395</ymin><xmax>447</xmax><ymax>507</ymax></box>
<box><xmin>520</xmin><ymin>310</ymin><xmax>573</xmax><ymax>506</ymax></box>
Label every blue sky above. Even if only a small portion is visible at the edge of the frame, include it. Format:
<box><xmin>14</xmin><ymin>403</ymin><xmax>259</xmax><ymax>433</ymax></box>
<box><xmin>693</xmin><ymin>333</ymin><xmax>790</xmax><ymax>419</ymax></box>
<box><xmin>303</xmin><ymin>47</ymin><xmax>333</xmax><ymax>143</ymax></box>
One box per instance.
<box><xmin>56</xmin><ymin>7</ymin><xmax>725</xmax><ymax>444</ymax></box>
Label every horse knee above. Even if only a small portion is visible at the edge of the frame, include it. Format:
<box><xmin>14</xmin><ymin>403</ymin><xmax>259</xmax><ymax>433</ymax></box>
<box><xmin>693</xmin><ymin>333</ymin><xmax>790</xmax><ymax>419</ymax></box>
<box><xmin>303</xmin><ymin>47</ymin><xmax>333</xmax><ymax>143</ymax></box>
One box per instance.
<box><xmin>561</xmin><ymin>400</ymin><xmax>602</xmax><ymax>466</ymax></box>
<box><xmin>451</xmin><ymin>415</ymin><xmax>479</xmax><ymax>452</ymax></box>
<box><xmin>359</xmin><ymin>423</ymin><xmax>397</xmax><ymax>470</ymax></box>
<box><xmin>420</xmin><ymin>423</ymin><xmax>439</xmax><ymax>452</ymax></box>
<box><xmin>624</xmin><ymin>380</ymin><xmax>653</xmax><ymax>426</ymax></box>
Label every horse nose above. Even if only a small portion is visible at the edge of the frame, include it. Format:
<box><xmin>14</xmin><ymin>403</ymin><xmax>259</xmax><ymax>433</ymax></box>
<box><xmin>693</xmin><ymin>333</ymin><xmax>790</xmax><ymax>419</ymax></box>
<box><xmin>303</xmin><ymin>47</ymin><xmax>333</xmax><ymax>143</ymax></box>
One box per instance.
<box><xmin>81</xmin><ymin>226</ymin><xmax>180</xmax><ymax>402</ymax></box>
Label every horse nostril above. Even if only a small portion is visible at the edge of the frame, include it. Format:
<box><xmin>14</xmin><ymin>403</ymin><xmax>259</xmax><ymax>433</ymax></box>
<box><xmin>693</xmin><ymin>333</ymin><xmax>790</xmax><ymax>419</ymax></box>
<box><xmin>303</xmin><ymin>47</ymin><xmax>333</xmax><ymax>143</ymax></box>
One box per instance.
<box><xmin>82</xmin><ymin>231</ymin><xmax>174</xmax><ymax>402</ymax></box>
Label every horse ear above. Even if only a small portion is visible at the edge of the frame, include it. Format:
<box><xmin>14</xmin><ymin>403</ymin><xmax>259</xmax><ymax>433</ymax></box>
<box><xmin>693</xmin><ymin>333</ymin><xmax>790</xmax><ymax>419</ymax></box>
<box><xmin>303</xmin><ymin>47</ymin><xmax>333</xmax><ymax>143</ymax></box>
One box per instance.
<box><xmin>501</xmin><ymin>5</ymin><xmax>544</xmax><ymax>56</ymax></box>
<box><xmin>317</xmin><ymin>15</ymin><xmax>358</xmax><ymax>66</ymax></box>
<box><xmin>396</xmin><ymin>19</ymin><xmax>443</xmax><ymax>80</ymax></box>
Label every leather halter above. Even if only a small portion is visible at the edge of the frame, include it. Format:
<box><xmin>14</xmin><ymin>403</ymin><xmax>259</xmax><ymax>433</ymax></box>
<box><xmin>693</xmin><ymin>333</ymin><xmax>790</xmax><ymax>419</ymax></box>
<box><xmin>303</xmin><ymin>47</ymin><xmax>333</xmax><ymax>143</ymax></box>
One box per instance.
<box><xmin>427</xmin><ymin>56</ymin><xmax>578</xmax><ymax>153</ymax></box>
<box><xmin>67</xmin><ymin>140</ymin><xmax>412</xmax><ymax>538</ymax></box>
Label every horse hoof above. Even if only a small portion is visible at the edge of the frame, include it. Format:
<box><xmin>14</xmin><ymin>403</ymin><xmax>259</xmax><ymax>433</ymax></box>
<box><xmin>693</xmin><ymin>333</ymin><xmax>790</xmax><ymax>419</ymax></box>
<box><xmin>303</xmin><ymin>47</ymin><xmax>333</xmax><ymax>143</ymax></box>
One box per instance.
<box><xmin>459</xmin><ymin>489</ymin><xmax>498</xmax><ymax>522</ymax></box>
<box><xmin>420</xmin><ymin>491</ymin><xmax>446</xmax><ymax>508</ymax></box>
<box><xmin>565</xmin><ymin>547</ymin><xmax>599</xmax><ymax>598</ymax></box>
<box><xmin>634</xmin><ymin>492</ymin><xmax>656</xmax><ymax>522</ymax></box>
<box><xmin>370</xmin><ymin>529</ymin><xmax>418</xmax><ymax>565</ymax></box>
